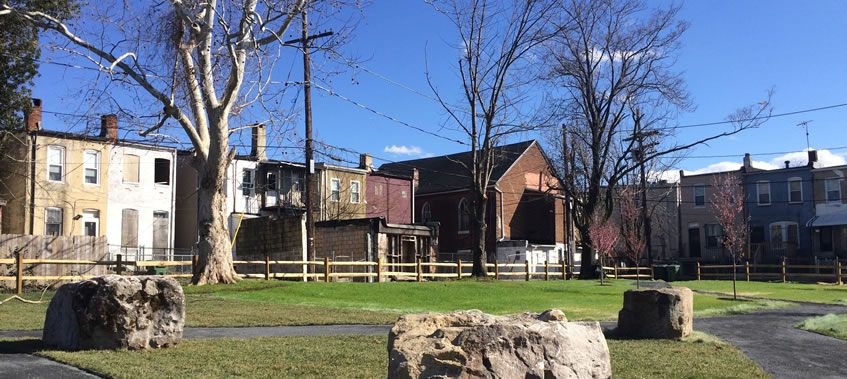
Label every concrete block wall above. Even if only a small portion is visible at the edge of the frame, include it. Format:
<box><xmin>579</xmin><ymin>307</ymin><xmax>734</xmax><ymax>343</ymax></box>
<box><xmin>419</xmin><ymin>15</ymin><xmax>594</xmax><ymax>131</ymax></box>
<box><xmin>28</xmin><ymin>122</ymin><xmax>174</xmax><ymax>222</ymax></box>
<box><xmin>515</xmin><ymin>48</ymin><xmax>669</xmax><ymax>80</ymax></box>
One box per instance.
<box><xmin>234</xmin><ymin>215</ymin><xmax>305</xmax><ymax>274</ymax></box>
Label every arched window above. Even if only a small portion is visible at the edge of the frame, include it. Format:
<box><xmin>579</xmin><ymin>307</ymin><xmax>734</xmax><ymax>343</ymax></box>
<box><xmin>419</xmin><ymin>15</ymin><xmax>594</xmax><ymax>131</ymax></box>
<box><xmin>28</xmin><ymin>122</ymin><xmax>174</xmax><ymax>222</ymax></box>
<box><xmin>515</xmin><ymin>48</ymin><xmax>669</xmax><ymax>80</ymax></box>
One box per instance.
<box><xmin>458</xmin><ymin>198</ymin><xmax>470</xmax><ymax>232</ymax></box>
<box><xmin>421</xmin><ymin>202</ymin><xmax>432</xmax><ymax>223</ymax></box>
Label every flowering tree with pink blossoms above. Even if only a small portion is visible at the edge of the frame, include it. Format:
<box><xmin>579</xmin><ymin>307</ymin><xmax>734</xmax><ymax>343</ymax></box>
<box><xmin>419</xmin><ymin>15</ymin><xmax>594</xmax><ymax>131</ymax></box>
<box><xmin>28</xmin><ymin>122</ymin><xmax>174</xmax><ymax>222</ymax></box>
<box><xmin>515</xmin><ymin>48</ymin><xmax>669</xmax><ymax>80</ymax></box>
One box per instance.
<box><xmin>711</xmin><ymin>173</ymin><xmax>748</xmax><ymax>300</ymax></box>
<box><xmin>589</xmin><ymin>212</ymin><xmax>619</xmax><ymax>286</ymax></box>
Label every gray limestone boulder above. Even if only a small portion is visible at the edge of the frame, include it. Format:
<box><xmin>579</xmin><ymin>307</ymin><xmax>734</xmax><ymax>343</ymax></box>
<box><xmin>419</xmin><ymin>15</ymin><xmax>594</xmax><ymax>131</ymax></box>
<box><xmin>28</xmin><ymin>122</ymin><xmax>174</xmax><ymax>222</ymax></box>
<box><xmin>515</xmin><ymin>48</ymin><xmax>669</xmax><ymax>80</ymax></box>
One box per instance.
<box><xmin>616</xmin><ymin>286</ymin><xmax>693</xmax><ymax>339</ymax></box>
<box><xmin>387</xmin><ymin>309</ymin><xmax>611</xmax><ymax>379</ymax></box>
<box><xmin>42</xmin><ymin>275</ymin><xmax>185</xmax><ymax>350</ymax></box>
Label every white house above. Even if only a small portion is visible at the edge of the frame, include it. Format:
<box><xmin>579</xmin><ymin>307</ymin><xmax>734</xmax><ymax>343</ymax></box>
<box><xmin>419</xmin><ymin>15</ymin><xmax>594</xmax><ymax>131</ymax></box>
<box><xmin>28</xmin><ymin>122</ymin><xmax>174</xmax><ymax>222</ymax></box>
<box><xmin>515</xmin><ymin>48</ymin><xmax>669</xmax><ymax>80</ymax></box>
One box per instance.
<box><xmin>106</xmin><ymin>125</ymin><xmax>177</xmax><ymax>261</ymax></box>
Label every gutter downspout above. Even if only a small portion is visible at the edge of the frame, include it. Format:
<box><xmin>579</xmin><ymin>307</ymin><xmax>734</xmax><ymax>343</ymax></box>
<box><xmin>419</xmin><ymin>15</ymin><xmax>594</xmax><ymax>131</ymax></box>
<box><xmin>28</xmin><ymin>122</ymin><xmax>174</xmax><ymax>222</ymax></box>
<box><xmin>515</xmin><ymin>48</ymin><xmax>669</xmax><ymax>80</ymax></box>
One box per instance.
<box><xmin>411</xmin><ymin>177</ymin><xmax>415</xmax><ymax>223</ymax></box>
<box><xmin>495</xmin><ymin>187</ymin><xmax>504</xmax><ymax>240</ymax></box>
<box><xmin>28</xmin><ymin>134</ymin><xmax>36</xmax><ymax>235</ymax></box>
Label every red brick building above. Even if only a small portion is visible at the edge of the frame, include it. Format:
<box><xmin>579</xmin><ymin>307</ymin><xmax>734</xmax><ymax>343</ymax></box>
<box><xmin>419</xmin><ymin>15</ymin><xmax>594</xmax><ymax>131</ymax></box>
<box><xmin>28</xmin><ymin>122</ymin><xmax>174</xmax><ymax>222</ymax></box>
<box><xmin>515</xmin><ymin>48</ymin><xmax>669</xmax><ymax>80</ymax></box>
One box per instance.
<box><xmin>366</xmin><ymin>170</ymin><xmax>415</xmax><ymax>224</ymax></box>
<box><xmin>380</xmin><ymin>140</ymin><xmax>567</xmax><ymax>263</ymax></box>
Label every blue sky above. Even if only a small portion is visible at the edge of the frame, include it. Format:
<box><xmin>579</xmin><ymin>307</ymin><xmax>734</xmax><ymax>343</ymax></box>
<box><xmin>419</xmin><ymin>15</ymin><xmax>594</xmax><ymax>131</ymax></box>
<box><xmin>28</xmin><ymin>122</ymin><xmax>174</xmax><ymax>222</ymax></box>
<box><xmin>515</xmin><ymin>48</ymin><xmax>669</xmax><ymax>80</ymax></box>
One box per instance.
<box><xmin>31</xmin><ymin>0</ymin><xmax>847</xmax><ymax>176</ymax></box>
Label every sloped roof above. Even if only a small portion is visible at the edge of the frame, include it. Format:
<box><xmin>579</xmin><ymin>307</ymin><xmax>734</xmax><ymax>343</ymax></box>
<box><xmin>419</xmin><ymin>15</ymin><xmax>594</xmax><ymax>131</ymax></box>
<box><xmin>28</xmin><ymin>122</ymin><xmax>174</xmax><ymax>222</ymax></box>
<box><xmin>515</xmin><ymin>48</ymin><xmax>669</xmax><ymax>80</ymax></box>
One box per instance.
<box><xmin>379</xmin><ymin>140</ymin><xmax>536</xmax><ymax>195</ymax></box>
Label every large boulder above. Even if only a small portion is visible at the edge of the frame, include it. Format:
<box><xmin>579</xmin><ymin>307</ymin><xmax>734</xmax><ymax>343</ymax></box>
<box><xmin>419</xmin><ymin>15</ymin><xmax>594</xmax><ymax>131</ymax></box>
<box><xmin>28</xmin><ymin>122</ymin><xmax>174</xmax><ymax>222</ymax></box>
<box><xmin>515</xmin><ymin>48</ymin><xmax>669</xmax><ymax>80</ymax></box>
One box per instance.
<box><xmin>43</xmin><ymin>275</ymin><xmax>185</xmax><ymax>350</ymax></box>
<box><xmin>387</xmin><ymin>309</ymin><xmax>611</xmax><ymax>379</ymax></box>
<box><xmin>616</xmin><ymin>287</ymin><xmax>693</xmax><ymax>339</ymax></box>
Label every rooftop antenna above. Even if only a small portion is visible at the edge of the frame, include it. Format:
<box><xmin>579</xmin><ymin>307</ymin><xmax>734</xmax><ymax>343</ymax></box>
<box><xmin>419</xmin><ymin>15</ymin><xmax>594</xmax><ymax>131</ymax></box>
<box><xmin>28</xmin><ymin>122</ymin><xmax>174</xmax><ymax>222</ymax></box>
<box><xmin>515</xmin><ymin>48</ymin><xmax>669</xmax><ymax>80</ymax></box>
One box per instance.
<box><xmin>796</xmin><ymin>120</ymin><xmax>812</xmax><ymax>151</ymax></box>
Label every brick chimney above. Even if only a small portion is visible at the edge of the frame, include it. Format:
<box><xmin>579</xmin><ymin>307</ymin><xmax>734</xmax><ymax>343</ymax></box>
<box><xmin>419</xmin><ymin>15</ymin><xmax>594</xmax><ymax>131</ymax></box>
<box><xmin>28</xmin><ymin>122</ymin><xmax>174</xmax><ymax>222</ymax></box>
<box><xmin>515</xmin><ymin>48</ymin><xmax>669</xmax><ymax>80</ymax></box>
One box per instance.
<box><xmin>251</xmin><ymin>124</ymin><xmax>266</xmax><ymax>160</ymax></box>
<box><xmin>784</xmin><ymin>160</ymin><xmax>790</xmax><ymax>169</ymax></box>
<box><xmin>100</xmin><ymin>114</ymin><xmax>118</xmax><ymax>141</ymax></box>
<box><xmin>743</xmin><ymin>153</ymin><xmax>752</xmax><ymax>172</ymax></box>
<box><xmin>359</xmin><ymin>153</ymin><xmax>373</xmax><ymax>171</ymax></box>
<box><xmin>24</xmin><ymin>98</ymin><xmax>42</xmax><ymax>132</ymax></box>
<box><xmin>807</xmin><ymin>150</ymin><xmax>818</xmax><ymax>167</ymax></box>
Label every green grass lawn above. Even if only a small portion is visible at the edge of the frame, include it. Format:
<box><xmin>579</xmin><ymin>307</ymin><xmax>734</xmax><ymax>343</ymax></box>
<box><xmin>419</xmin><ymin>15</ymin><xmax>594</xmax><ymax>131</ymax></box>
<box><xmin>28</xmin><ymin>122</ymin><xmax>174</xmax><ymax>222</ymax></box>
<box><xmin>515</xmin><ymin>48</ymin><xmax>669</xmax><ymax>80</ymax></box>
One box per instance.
<box><xmin>0</xmin><ymin>333</ymin><xmax>769</xmax><ymax>379</ymax></box>
<box><xmin>796</xmin><ymin>313</ymin><xmax>847</xmax><ymax>340</ymax></box>
<box><xmin>674</xmin><ymin>280</ymin><xmax>847</xmax><ymax>305</ymax></box>
<box><xmin>1</xmin><ymin>279</ymin><xmax>794</xmax><ymax>330</ymax></box>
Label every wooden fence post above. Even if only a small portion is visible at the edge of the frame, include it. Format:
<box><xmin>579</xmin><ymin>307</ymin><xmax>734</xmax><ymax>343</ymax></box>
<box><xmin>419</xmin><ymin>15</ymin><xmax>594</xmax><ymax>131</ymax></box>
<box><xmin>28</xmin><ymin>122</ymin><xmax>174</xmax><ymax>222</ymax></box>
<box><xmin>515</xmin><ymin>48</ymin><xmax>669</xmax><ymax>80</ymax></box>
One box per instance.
<box><xmin>696</xmin><ymin>262</ymin><xmax>701</xmax><ymax>281</ymax></box>
<box><xmin>650</xmin><ymin>265</ymin><xmax>655</xmax><ymax>281</ymax></box>
<box><xmin>781</xmin><ymin>259</ymin><xmax>787</xmax><ymax>283</ymax></box>
<box><xmin>544</xmin><ymin>261</ymin><xmax>549</xmax><ymax>281</ymax></box>
<box><xmin>745</xmin><ymin>261</ymin><xmax>750</xmax><ymax>282</ymax></box>
<box><xmin>495</xmin><ymin>260</ymin><xmax>500</xmax><ymax>280</ymax></box>
<box><xmin>116</xmin><ymin>254</ymin><xmax>123</xmax><ymax>275</ymax></box>
<box><xmin>324</xmin><ymin>257</ymin><xmax>330</xmax><ymax>283</ymax></box>
<box><xmin>192</xmin><ymin>255</ymin><xmax>198</xmax><ymax>275</ymax></box>
<box><xmin>417</xmin><ymin>258</ymin><xmax>423</xmax><ymax>282</ymax></box>
<box><xmin>265</xmin><ymin>255</ymin><xmax>271</xmax><ymax>280</ymax></box>
<box><xmin>377</xmin><ymin>258</ymin><xmax>383</xmax><ymax>283</ymax></box>
<box><xmin>614</xmin><ymin>264</ymin><xmax>618</xmax><ymax>280</ymax></box>
<box><xmin>562</xmin><ymin>260</ymin><xmax>567</xmax><ymax>280</ymax></box>
<box><xmin>457</xmin><ymin>259</ymin><xmax>462</xmax><ymax>279</ymax></box>
<box><xmin>15</xmin><ymin>250</ymin><xmax>23</xmax><ymax>295</ymax></box>
<box><xmin>838</xmin><ymin>261</ymin><xmax>843</xmax><ymax>286</ymax></box>
<box><xmin>525</xmin><ymin>260</ymin><xmax>530</xmax><ymax>281</ymax></box>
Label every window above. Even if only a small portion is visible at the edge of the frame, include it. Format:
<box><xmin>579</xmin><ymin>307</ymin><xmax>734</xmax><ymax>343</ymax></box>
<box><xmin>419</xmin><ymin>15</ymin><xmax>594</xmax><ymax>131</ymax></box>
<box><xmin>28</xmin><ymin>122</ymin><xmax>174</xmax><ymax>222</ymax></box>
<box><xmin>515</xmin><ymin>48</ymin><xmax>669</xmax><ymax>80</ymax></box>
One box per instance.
<box><xmin>788</xmin><ymin>178</ymin><xmax>802</xmax><ymax>203</ymax></box>
<box><xmin>45</xmin><ymin>207</ymin><xmax>63</xmax><ymax>235</ymax></box>
<box><xmin>123</xmin><ymin>154</ymin><xmax>140</xmax><ymax>183</ymax></box>
<box><xmin>458</xmin><ymin>198</ymin><xmax>470</xmax><ymax>232</ymax></box>
<box><xmin>350</xmin><ymin>180</ymin><xmax>360</xmax><ymax>203</ymax></box>
<box><xmin>694</xmin><ymin>186</ymin><xmax>705</xmax><ymax>207</ymax></box>
<box><xmin>154</xmin><ymin>158</ymin><xmax>170</xmax><ymax>185</ymax></box>
<box><xmin>825</xmin><ymin>178</ymin><xmax>842</xmax><ymax>202</ymax></box>
<box><xmin>266</xmin><ymin>172</ymin><xmax>278</xmax><ymax>191</ymax></box>
<box><xmin>757</xmin><ymin>181</ymin><xmax>771</xmax><ymax>205</ymax></box>
<box><xmin>770</xmin><ymin>222</ymin><xmax>799</xmax><ymax>245</ymax></box>
<box><xmin>330</xmin><ymin>178</ymin><xmax>340</xmax><ymax>202</ymax></box>
<box><xmin>47</xmin><ymin>145</ymin><xmax>65</xmax><ymax>182</ymax></box>
<box><xmin>421</xmin><ymin>202</ymin><xmax>432</xmax><ymax>223</ymax></box>
<box><xmin>705</xmin><ymin>224</ymin><xmax>722</xmax><ymax>248</ymax></box>
<box><xmin>152</xmin><ymin>211</ymin><xmax>169</xmax><ymax>250</ymax></box>
<box><xmin>81</xmin><ymin>209</ymin><xmax>99</xmax><ymax>237</ymax></box>
<box><xmin>242</xmin><ymin>169</ymin><xmax>254</xmax><ymax>196</ymax></box>
<box><xmin>83</xmin><ymin>150</ymin><xmax>99</xmax><ymax>185</ymax></box>
<box><xmin>121</xmin><ymin>209</ymin><xmax>139</xmax><ymax>248</ymax></box>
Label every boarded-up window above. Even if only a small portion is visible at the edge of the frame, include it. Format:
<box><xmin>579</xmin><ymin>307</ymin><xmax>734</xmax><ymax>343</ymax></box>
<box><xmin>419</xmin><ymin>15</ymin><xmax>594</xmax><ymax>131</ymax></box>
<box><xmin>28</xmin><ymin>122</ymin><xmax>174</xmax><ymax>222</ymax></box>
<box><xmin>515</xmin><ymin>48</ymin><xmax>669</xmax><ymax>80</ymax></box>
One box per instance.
<box><xmin>121</xmin><ymin>209</ymin><xmax>139</xmax><ymax>247</ymax></box>
<box><xmin>123</xmin><ymin>154</ymin><xmax>140</xmax><ymax>183</ymax></box>
<box><xmin>154</xmin><ymin>158</ymin><xmax>170</xmax><ymax>185</ymax></box>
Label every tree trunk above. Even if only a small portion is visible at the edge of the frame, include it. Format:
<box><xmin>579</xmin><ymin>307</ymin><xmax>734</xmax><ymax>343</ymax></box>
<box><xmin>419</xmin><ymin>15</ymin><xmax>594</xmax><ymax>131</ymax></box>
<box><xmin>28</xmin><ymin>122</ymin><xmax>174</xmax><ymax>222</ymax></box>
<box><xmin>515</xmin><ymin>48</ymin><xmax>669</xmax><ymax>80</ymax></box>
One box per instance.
<box><xmin>471</xmin><ymin>190</ymin><xmax>489</xmax><ymax>277</ymax></box>
<box><xmin>191</xmin><ymin>138</ymin><xmax>239</xmax><ymax>285</ymax></box>
<box><xmin>579</xmin><ymin>238</ymin><xmax>594</xmax><ymax>279</ymax></box>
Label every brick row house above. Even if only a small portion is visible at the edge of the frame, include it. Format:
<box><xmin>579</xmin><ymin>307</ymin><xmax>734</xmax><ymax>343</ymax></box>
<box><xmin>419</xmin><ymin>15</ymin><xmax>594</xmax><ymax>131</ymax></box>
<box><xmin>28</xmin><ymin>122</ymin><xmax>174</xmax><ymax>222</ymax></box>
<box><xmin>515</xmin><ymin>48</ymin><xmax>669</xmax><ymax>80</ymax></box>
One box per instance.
<box><xmin>380</xmin><ymin>140</ymin><xmax>569</xmax><ymax>267</ymax></box>
<box><xmin>0</xmin><ymin>100</ymin><xmax>177</xmax><ymax>259</ymax></box>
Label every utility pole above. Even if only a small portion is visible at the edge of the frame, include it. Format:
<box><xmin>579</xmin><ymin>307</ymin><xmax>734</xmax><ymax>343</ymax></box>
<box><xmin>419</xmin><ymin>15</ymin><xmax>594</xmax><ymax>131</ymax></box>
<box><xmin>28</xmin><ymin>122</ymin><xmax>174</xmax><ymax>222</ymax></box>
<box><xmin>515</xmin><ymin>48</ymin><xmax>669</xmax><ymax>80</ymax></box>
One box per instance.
<box><xmin>285</xmin><ymin>11</ymin><xmax>333</xmax><ymax>266</ymax></box>
<box><xmin>630</xmin><ymin>109</ymin><xmax>657</xmax><ymax>265</ymax></box>
<box><xmin>562</xmin><ymin>124</ymin><xmax>570</xmax><ymax>279</ymax></box>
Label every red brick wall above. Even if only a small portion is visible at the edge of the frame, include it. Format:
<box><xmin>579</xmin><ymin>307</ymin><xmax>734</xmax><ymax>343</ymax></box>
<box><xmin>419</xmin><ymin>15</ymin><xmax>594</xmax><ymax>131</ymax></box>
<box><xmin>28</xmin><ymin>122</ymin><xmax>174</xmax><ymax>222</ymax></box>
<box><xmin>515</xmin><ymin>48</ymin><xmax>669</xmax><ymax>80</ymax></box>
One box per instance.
<box><xmin>366</xmin><ymin>174</ymin><xmax>412</xmax><ymax>224</ymax></box>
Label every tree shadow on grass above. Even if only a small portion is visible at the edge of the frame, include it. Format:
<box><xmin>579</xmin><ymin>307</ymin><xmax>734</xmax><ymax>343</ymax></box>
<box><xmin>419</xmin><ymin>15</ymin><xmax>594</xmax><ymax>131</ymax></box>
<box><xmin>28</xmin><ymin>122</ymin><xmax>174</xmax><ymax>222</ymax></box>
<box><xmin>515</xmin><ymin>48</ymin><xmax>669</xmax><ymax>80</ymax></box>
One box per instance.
<box><xmin>0</xmin><ymin>338</ymin><xmax>44</xmax><ymax>354</ymax></box>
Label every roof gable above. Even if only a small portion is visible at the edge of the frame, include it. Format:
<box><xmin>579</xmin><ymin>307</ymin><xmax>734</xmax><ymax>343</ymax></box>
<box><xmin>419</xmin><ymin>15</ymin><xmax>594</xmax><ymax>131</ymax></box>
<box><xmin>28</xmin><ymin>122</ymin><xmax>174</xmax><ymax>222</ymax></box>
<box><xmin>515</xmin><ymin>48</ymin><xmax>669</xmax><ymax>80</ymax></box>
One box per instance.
<box><xmin>379</xmin><ymin>140</ymin><xmax>535</xmax><ymax>195</ymax></box>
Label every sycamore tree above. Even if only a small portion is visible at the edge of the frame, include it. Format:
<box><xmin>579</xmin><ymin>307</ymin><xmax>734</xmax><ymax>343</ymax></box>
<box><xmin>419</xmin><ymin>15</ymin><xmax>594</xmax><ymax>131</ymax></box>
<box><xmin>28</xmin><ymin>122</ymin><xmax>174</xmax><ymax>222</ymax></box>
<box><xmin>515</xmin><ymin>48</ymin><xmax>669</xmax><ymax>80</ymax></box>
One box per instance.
<box><xmin>1</xmin><ymin>0</ymin><xmax>358</xmax><ymax>284</ymax></box>
<box><xmin>711</xmin><ymin>172</ymin><xmax>747</xmax><ymax>300</ymax></box>
<box><xmin>426</xmin><ymin>0</ymin><xmax>556</xmax><ymax>277</ymax></box>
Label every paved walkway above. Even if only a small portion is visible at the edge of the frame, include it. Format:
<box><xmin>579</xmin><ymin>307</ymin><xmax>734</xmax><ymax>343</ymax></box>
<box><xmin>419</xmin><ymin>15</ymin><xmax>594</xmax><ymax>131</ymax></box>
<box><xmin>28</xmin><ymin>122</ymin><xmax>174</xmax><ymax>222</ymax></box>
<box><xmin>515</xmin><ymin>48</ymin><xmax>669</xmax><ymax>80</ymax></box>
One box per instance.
<box><xmin>3</xmin><ymin>301</ymin><xmax>846</xmax><ymax>378</ymax></box>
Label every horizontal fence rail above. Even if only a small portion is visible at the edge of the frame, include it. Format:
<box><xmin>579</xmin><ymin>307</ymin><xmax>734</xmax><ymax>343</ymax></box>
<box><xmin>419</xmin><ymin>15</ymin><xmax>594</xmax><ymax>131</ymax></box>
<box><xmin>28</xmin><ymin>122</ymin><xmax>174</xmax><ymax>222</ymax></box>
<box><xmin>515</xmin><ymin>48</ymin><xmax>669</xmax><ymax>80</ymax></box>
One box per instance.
<box><xmin>602</xmin><ymin>265</ymin><xmax>655</xmax><ymax>280</ymax></box>
<box><xmin>697</xmin><ymin>261</ymin><xmax>844</xmax><ymax>285</ymax></box>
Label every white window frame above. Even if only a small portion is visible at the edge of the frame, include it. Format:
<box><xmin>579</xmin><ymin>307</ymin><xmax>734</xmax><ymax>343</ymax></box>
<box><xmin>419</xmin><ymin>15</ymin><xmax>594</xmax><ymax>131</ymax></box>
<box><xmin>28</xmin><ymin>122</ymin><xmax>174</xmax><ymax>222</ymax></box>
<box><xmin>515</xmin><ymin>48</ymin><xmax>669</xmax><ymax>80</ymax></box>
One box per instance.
<box><xmin>242</xmin><ymin>169</ymin><xmax>254</xmax><ymax>196</ymax></box>
<box><xmin>693</xmin><ymin>185</ymin><xmax>705</xmax><ymax>207</ymax></box>
<box><xmin>46</xmin><ymin>145</ymin><xmax>65</xmax><ymax>183</ymax></box>
<box><xmin>45</xmin><ymin>207</ymin><xmax>63</xmax><ymax>236</ymax></box>
<box><xmin>82</xmin><ymin>150</ymin><xmax>100</xmax><ymax>185</ymax></box>
<box><xmin>787</xmin><ymin>177</ymin><xmax>802</xmax><ymax>204</ymax></box>
<box><xmin>458</xmin><ymin>197</ymin><xmax>470</xmax><ymax>233</ymax></box>
<box><xmin>769</xmin><ymin>221</ymin><xmax>799</xmax><ymax>245</ymax></box>
<box><xmin>704</xmin><ymin>224</ymin><xmax>722</xmax><ymax>248</ymax></box>
<box><xmin>350</xmin><ymin>180</ymin><xmax>360</xmax><ymax>204</ymax></box>
<box><xmin>757</xmin><ymin>181</ymin><xmax>771</xmax><ymax>205</ymax></box>
<box><xmin>81</xmin><ymin>209</ymin><xmax>99</xmax><ymax>236</ymax></box>
<box><xmin>330</xmin><ymin>178</ymin><xmax>341</xmax><ymax>202</ymax></box>
<box><xmin>825</xmin><ymin>177</ymin><xmax>842</xmax><ymax>203</ymax></box>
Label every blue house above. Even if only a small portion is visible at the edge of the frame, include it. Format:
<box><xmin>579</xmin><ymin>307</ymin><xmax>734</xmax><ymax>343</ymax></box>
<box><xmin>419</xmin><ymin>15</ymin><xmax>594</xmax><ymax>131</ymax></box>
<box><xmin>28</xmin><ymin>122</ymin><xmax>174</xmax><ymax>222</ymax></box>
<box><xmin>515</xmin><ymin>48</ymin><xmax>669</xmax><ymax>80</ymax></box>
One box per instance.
<box><xmin>742</xmin><ymin>152</ymin><xmax>817</xmax><ymax>263</ymax></box>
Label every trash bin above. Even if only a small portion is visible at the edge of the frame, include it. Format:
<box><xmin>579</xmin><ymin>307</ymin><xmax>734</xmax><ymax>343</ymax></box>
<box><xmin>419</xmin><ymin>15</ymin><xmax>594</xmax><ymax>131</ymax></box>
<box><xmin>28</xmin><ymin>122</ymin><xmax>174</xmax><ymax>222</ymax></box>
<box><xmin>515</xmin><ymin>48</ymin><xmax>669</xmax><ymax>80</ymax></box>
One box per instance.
<box><xmin>653</xmin><ymin>265</ymin><xmax>668</xmax><ymax>281</ymax></box>
<box><xmin>146</xmin><ymin>266</ymin><xmax>168</xmax><ymax>275</ymax></box>
<box><xmin>666</xmin><ymin>264</ymin><xmax>680</xmax><ymax>282</ymax></box>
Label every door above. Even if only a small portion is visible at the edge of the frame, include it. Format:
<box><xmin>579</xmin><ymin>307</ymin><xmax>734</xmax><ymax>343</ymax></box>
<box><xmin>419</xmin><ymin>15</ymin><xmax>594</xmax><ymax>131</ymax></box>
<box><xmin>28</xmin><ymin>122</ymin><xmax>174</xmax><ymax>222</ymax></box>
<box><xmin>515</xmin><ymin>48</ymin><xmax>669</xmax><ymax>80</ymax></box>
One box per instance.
<box><xmin>688</xmin><ymin>227</ymin><xmax>701</xmax><ymax>258</ymax></box>
<box><xmin>153</xmin><ymin>211</ymin><xmax>169</xmax><ymax>259</ymax></box>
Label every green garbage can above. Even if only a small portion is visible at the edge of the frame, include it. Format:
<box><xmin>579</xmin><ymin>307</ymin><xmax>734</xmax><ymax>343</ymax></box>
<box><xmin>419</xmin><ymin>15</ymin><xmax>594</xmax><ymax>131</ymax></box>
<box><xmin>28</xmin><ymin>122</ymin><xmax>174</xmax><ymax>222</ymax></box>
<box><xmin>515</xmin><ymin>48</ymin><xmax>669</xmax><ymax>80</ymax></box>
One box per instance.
<box><xmin>147</xmin><ymin>266</ymin><xmax>168</xmax><ymax>275</ymax></box>
<box><xmin>665</xmin><ymin>265</ymin><xmax>680</xmax><ymax>282</ymax></box>
<box><xmin>653</xmin><ymin>265</ymin><xmax>668</xmax><ymax>281</ymax></box>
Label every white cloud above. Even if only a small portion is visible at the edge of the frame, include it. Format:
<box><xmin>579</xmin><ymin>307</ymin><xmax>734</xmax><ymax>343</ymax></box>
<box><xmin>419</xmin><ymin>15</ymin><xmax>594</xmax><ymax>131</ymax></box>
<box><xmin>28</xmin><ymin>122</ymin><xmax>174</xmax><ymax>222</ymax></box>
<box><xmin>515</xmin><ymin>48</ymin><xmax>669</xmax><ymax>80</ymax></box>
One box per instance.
<box><xmin>661</xmin><ymin>149</ymin><xmax>847</xmax><ymax>183</ymax></box>
<box><xmin>384</xmin><ymin>145</ymin><xmax>427</xmax><ymax>157</ymax></box>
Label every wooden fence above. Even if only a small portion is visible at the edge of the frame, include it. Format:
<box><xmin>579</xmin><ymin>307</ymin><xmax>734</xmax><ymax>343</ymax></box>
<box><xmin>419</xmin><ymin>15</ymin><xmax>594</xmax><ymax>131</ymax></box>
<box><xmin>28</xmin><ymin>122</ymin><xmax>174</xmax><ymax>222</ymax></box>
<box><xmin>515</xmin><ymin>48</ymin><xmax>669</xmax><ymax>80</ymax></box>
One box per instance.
<box><xmin>0</xmin><ymin>235</ymin><xmax>109</xmax><ymax>280</ymax></box>
<box><xmin>697</xmin><ymin>261</ymin><xmax>844</xmax><ymax>285</ymax></box>
<box><xmin>602</xmin><ymin>265</ymin><xmax>655</xmax><ymax>280</ymax></box>
<box><xmin>1</xmin><ymin>254</ymin><xmax>579</xmax><ymax>294</ymax></box>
